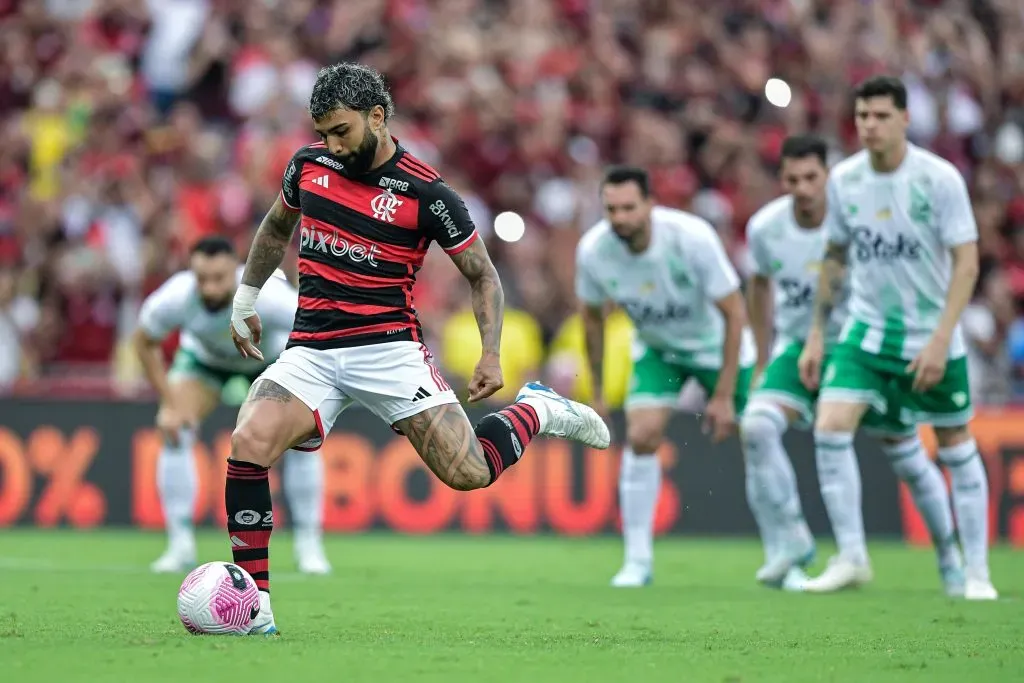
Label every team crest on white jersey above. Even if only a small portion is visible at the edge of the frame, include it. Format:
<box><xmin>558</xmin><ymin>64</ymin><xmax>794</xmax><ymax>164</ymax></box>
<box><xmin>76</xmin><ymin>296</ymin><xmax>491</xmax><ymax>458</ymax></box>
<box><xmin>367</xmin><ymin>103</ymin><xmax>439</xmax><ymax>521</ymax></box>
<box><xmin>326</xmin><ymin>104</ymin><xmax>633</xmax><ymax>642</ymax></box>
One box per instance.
<box><xmin>371</xmin><ymin>189</ymin><xmax>403</xmax><ymax>222</ymax></box>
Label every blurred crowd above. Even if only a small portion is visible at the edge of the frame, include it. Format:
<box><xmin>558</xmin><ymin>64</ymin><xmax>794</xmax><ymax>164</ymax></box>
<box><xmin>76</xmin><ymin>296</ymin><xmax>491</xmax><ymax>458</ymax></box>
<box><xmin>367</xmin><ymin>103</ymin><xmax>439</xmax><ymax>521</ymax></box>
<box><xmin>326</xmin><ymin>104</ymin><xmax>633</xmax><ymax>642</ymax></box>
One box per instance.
<box><xmin>1</xmin><ymin>0</ymin><xmax>1023</xmax><ymax>407</ymax></box>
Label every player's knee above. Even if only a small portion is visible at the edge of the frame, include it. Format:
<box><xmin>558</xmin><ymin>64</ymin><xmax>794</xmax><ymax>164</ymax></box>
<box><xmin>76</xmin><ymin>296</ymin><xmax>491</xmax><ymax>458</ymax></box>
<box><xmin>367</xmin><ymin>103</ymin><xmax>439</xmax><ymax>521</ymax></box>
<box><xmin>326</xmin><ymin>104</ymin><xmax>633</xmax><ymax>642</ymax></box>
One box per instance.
<box><xmin>739</xmin><ymin>406</ymin><xmax>783</xmax><ymax>447</ymax></box>
<box><xmin>814</xmin><ymin>403</ymin><xmax>860</xmax><ymax>434</ymax></box>
<box><xmin>627</xmin><ymin>426</ymin><xmax>662</xmax><ymax>456</ymax></box>
<box><xmin>933</xmin><ymin>425</ymin><xmax>971</xmax><ymax>448</ymax></box>
<box><xmin>880</xmin><ymin>436</ymin><xmax>928</xmax><ymax>481</ymax></box>
<box><xmin>230</xmin><ymin>422</ymin><xmax>278</xmax><ymax>469</ymax></box>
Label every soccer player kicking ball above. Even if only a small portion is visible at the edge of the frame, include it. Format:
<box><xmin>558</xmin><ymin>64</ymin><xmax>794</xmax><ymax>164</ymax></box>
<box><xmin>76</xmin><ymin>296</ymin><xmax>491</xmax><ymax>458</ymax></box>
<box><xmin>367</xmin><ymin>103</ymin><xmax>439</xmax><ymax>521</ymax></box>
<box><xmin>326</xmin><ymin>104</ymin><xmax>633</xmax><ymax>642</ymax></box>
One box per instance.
<box><xmin>135</xmin><ymin>237</ymin><xmax>331</xmax><ymax>576</ymax></box>
<box><xmin>576</xmin><ymin>166</ymin><xmax>754</xmax><ymax>588</ymax></box>
<box><xmin>227</xmin><ymin>63</ymin><xmax>610</xmax><ymax>635</ymax></box>
<box><xmin>796</xmin><ymin>76</ymin><xmax>997</xmax><ymax>599</ymax></box>
<box><xmin>743</xmin><ymin>135</ymin><xmax>964</xmax><ymax>594</ymax></box>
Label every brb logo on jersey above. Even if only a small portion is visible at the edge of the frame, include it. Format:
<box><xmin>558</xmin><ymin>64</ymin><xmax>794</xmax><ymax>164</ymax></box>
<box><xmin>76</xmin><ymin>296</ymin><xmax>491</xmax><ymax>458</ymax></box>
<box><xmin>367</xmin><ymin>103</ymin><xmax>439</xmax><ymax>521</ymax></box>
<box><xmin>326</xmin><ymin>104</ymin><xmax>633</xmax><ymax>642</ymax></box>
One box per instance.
<box><xmin>778</xmin><ymin>278</ymin><xmax>814</xmax><ymax>309</ymax></box>
<box><xmin>300</xmin><ymin>226</ymin><xmax>381</xmax><ymax>267</ymax></box>
<box><xmin>371</xmin><ymin>189</ymin><xmax>403</xmax><ymax>223</ymax></box>
<box><xmin>850</xmin><ymin>227</ymin><xmax>923</xmax><ymax>263</ymax></box>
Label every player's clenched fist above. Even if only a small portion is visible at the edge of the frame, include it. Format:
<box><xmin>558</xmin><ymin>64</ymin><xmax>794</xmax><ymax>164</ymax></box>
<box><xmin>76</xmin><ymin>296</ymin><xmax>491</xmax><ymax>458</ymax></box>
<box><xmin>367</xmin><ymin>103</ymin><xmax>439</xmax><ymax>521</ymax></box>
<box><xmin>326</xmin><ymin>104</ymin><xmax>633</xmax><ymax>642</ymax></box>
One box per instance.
<box><xmin>468</xmin><ymin>352</ymin><xmax>504</xmax><ymax>402</ymax></box>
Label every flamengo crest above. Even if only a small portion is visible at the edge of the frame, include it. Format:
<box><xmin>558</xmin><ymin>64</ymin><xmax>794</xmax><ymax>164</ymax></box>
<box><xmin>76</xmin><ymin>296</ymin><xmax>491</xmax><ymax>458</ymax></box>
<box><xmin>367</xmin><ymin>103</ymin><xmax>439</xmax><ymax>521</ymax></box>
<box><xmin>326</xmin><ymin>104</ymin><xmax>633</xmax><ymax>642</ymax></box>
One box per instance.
<box><xmin>371</xmin><ymin>189</ymin><xmax>403</xmax><ymax>222</ymax></box>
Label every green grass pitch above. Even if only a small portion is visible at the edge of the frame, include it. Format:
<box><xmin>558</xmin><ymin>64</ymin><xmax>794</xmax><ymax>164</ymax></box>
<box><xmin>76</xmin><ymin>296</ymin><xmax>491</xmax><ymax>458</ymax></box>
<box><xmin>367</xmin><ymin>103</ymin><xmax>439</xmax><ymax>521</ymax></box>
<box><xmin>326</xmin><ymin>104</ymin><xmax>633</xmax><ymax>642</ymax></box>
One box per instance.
<box><xmin>0</xmin><ymin>530</ymin><xmax>1022</xmax><ymax>682</ymax></box>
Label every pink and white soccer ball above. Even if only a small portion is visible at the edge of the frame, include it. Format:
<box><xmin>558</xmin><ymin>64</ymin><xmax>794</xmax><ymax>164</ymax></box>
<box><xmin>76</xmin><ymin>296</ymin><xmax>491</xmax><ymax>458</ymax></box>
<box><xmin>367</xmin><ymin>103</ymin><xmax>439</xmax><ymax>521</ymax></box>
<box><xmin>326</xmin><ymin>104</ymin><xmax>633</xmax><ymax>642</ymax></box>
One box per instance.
<box><xmin>177</xmin><ymin>562</ymin><xmax>261</xmax><ymax>635</ymax></box>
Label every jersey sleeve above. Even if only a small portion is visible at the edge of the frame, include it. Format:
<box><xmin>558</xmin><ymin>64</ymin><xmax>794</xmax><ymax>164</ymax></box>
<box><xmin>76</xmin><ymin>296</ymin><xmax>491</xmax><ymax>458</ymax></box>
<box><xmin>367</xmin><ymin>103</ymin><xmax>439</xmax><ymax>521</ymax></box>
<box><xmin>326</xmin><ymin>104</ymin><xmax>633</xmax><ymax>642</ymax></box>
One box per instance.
<box><xmin>935</xmin><ymin>168</ymin><xmax>978</xmax><ymax>247</ymax></box>
<box><xmin>419</xmin><ymin>180</ymin><xmax>479</xmax><ymax>255</ymax></box>
<box><xmin>280</xmin><ymin>149</ymin><xmax>306</xmax><ymax>212</ymax></box>
<box><xmin>693</xmin><ymin>223</ymin><xmax>741</xmax><ymax>301</ymax></box>
<box><xmin>574</xmin><ymin>245</ymin><xmax>606</xmax><ymax>306</ymax></box>
<box><xmin>137</xmin><ymin>274</ymin><xmax>189</xmax><ymax>341</ymax></box>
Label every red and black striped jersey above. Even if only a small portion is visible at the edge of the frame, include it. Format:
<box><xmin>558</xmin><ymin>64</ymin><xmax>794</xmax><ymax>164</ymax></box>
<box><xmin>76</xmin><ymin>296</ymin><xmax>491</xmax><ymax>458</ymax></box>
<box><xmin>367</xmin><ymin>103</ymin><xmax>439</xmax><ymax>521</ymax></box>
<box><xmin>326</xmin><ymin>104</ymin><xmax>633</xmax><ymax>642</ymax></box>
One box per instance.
<box><xmin>278</xmin><ymin>140</ymin><xmax>478</xmax><ymax>349</ymax></box>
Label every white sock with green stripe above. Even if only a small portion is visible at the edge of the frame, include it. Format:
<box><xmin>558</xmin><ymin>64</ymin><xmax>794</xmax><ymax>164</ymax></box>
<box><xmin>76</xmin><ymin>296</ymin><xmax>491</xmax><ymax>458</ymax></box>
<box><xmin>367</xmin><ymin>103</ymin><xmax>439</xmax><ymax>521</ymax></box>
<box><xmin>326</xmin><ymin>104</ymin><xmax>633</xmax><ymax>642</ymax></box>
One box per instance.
<box><xmin>618</xmin><ymin>447</ymin><xmax>660</xmax><ymax>567</ymax></box>
<box><xmin>157</xmin><ymin>428</ymin><xmax>197</xmax><ymax>550</ymax></box>
<box><xmin>813</xmin><ymin>431</ymin><xmax>868</xmax><ymax>565</ymax></box>
<box><xmin>882</xmin><ymin>437</ymin><xmax>958</xmax><ymax>566</ymax></box>
<box><xmin>938</xmin><ymin>439</ymin><xmax>990</xmax><ymax>580</ymax></box>
<box><xmin>740</xmin><ymin>403</ymin><xmax>806</xmax><ymax>559</ymax></box>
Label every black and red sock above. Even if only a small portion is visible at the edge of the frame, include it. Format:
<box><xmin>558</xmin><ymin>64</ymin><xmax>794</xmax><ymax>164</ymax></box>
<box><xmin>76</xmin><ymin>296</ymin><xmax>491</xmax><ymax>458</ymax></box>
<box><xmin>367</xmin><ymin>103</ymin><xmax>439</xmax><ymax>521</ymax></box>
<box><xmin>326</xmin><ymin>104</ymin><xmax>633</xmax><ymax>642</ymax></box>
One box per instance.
<box><xmin>225</xmin><ymin>459</ymin><xmax>273</xmax><ymax>593</ymax></box>
<box><xmin>474</xmin><ymin>402</ymin><xmax>541</xmax><ymax>485</ymax></box>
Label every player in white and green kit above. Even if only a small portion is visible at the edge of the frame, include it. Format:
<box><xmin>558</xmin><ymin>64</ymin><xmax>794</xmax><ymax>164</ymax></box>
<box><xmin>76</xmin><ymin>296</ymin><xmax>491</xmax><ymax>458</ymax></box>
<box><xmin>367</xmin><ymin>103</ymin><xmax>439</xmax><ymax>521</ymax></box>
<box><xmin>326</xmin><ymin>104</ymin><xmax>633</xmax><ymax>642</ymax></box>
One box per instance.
<box><xmin>798</xmin><ymin>77</ymin><xmax>997</xmax><ymax>599</ymax></box>
<box><xmin>576</xmin><ymin>167</ymin><xmax>754</xmax><ymax>587</ymax></box>
<box><xmin>134</xmin><ymin>237</ymin><xmax>330</xmax><ymax>575</ymax></box>
<box><xmin>743</xmin><ymin>135</ymin><xmax>963</xmax><ymax>594</ymax></box>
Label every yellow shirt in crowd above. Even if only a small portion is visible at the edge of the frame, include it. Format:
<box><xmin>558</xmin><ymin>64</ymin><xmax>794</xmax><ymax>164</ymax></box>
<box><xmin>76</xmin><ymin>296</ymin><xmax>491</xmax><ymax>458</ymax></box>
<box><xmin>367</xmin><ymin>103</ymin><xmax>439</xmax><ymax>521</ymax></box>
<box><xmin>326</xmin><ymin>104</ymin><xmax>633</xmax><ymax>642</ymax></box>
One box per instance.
<box><xmin>441</xmin><ymin>307</ymin><xmax>545</xmax><ymax>403</ymax></box>
<box><xmin>548</xmin><ymin>309</ymin><xmax>634</xmax><ymax>408</ymax></box>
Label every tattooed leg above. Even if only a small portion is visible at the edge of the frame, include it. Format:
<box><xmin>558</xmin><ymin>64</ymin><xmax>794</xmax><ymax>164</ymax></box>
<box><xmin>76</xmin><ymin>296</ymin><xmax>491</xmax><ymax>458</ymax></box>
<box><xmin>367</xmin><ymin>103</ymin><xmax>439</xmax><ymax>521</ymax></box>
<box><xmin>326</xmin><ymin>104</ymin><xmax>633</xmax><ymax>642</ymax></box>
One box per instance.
<box><xmin>395</xmin><ymin>400</ymin><xmax>543</xmax><ymax>490</ymax></box>
<box><xmin>231</xmin><ymin>380</ymin><xmax>318</xmax><ymax>469</ymax></box>
<box><xmin>224</xmin><ymin>379</ymin><xmax>310</xmax><ymax>601</ymax></box>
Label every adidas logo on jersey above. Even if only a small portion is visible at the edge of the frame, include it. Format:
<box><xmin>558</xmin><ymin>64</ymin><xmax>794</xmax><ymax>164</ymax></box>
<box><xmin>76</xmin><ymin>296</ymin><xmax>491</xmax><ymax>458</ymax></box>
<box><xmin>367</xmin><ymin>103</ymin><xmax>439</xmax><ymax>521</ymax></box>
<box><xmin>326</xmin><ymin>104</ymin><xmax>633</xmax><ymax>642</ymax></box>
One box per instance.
<box><xmin>312</xmin><ymin>175</ymin><xmax>329</xmax><ymax>188</ymax></box>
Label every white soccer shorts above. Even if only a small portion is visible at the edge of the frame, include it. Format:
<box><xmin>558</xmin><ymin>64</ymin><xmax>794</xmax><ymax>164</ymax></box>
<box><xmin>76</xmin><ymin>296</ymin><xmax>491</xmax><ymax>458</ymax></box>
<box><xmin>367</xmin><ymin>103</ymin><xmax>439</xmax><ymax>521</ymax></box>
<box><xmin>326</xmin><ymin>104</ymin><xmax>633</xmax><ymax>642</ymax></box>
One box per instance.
<box><xmin>257</xmin><ymin>341</ymin><xmax>458</xmax><ymax>450</ymax></box>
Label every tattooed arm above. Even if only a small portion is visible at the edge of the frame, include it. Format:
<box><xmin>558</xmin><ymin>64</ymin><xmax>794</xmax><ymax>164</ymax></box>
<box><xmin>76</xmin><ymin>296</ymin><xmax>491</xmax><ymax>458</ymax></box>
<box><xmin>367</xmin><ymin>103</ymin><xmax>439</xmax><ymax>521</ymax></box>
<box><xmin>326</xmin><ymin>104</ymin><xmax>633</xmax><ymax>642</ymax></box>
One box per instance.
<box><xmin>242</xmin><ymin>196</ymin><xmax>300</xmax><ymax>289</ymax></box>
<box><xmin>810</xmin><ymin>240</ymin><xmax>847</xmax><ymax>336</ymax></box>
<box><xmin>449</xmin><ymin>238</ymin><xmax>505</xmax><ymax>358</ymax></box>
<box><xmin>798</xmin><ymin>240</ymin><xmax>846</xmax><ymax>390</ymax></box>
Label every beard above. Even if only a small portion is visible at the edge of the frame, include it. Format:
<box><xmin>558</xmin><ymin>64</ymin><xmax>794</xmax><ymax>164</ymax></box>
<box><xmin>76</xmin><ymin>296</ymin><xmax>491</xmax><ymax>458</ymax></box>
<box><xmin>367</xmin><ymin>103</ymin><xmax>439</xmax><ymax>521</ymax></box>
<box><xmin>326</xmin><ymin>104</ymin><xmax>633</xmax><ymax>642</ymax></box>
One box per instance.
<box><xmin>200</xmin><ymin>295</ymin><xmax>231</xmax><ymax>312</ymax></box>
<box><xmin>340</xmin><ymin>126</ymin><xmax>380</xmax><ymax>175</ymax></box>
<box><xmin>611</xmin><ymin>222</ymin><xmax>643</xmax><ymax>244</ymax></box>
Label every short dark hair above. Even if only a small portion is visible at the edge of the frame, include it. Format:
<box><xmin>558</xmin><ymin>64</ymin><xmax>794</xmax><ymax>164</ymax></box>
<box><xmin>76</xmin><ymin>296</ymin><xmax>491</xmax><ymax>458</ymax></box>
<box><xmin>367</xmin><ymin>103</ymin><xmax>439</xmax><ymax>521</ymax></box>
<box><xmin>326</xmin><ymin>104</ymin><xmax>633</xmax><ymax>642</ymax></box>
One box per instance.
<box><xmin>854</xmin><ymin>75</ymin><xmax>907</xmax><ymax>111</ymax></box>
<box><xmin>309</xmin><ymin>62</ymin><xmax>396</xmax><ymax>122</ymax></box>
<box><xmin>780</xmin><ymin>134</ymin><xmax>828</xmax><ymax>166</ymax></box>
<box><xmin>190</xmin><ymin>236</ymin><xmax>235</xmax><ymax>258</ymax></box>
<box><xmin>601</xmin><ymin>166</ymin><xmax>650</xmax><ymax>197</ymax></box>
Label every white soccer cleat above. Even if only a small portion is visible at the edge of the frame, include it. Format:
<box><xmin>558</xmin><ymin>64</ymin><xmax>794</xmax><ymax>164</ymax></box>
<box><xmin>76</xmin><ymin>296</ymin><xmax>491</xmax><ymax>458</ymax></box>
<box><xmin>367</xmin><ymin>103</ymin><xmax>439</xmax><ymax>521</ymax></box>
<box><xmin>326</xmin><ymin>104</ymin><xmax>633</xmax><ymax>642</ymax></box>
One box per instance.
<box><xmin>964</xmin><ymin>571</ymin><xmax>998</xmax><ymax>601</ymax></box>
<box><xmin>756</xmin><ymin>539</ymin><xmax>816</xmax><ymax>588</ymax></box>
<box><xmin>800</xmin><ymin>555</ymin><xmax>873</xmax><ymax>593</ymax></box>
<box><xmin>515</xmin><ymin>381</ymin><xmax>611</xmax><ymax>450</ymax></box>
<box><xmin>295</xmin><ymin>532</ymin><xmax>332</xmax><ymax>575</ymax></box>
<box><xmin>248</xmin><ymin>591</ymin><xmax>279</xmax><ymax>635</ymax></box>
<box><xmin>150</xmin><ymin>544</ymin><xmax>196</xmax><ymax>574</ymax></box>
<box><xmin>610</xmin><ymin>562</ymin><xmax>653</xmax><ymax>587</ymax></box>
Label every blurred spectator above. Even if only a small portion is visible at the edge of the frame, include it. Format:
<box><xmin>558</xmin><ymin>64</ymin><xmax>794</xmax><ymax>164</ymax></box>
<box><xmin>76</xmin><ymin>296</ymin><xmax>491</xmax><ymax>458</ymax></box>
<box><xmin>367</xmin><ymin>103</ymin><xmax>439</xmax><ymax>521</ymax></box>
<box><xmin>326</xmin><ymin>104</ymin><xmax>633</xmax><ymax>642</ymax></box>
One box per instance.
<box><xmin>963</xmin><ymin>258</ymin><xmax>1014</xmax><ymax>406</ymax></box>
<box><xmin>546</xmin><ymin>307</ymin><xmax>634</xmax><ymax>409</ymax></box>
<box><xmin>0</xmin><ymin>265</ymin><xmax>38</xmax><ymax>388</ymax></box>
<box><xmin>0</xmin><ymin>0</ymin><xmax>1021</xmax><ymax>405</ymax></box>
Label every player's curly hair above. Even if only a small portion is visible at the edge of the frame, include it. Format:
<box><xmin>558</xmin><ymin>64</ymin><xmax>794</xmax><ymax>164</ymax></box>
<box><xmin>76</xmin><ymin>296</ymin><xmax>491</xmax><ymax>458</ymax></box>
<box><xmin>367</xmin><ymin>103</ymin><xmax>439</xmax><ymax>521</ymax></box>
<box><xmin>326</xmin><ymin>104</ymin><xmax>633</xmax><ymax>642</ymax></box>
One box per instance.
<box><xmin>309</xmin><ymin>63</ymin><xmax>395</xmax><ymax>122</ymax></box>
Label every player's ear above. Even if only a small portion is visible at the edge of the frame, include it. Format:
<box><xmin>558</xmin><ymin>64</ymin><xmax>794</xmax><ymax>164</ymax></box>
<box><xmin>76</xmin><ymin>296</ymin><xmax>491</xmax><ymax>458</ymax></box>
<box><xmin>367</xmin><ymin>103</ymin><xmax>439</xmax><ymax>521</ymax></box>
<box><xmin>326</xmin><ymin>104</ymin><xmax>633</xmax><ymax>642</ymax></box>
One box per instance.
<box><xmin>369</xmin><ymin>105</ymin><xmax>385</xmax><ymax>131</ymax></box>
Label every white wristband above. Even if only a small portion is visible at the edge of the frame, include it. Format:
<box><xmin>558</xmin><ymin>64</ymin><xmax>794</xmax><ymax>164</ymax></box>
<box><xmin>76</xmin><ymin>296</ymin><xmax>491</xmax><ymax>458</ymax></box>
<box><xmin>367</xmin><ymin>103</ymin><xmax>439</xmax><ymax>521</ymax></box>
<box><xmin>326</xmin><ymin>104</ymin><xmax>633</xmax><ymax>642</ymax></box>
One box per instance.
<box><xmin>231</xmin><ymin>285</ymin><xmax>261</xmax><ymax>338</ymax></box>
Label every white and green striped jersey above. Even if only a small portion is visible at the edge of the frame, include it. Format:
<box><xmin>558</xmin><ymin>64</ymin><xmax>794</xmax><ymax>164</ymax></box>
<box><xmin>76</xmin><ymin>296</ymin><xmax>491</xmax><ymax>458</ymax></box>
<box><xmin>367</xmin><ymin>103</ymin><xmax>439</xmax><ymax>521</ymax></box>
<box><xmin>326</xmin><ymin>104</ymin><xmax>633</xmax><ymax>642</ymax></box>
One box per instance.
<box><xmin>575</xmin><ymin>206</ymin><xmax>756</xmax><ymax>368</ymax></box>
<box><xmin>746</xmin><ymin>195</ymin><xmax>847</xmax><ymax>354</ymax></box>
<box><xmin>824</xmin><ymin>144</ymin><xmax>977</xmax><ymax>360</ymax></box>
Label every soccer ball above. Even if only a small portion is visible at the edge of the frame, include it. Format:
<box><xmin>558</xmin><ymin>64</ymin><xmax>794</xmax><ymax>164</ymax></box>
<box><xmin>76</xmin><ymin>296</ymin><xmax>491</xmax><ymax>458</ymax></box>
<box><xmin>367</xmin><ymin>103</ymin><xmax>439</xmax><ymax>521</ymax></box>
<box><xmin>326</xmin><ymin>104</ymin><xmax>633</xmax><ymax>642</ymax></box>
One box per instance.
<box><xmin>176</xmin><ymin>562</ymin><xmax>261</xmax><ymax>635</ymax></box>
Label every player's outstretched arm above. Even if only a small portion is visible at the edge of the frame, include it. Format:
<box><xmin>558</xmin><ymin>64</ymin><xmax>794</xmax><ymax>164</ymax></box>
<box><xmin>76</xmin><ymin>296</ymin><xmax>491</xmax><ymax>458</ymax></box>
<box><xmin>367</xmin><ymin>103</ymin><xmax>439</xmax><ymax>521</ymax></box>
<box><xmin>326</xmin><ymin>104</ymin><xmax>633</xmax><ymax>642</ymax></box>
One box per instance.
<box><xmin>242</xmin><ymin>196</ymin><xmax>301</xmax><ymax>289</ymax></box>
<box><xmin>713</xmin><ymin>290</ymin><xmax>746</xmax><ymax>401</ymax></box>
<box><xmin>934</xmin><ymin>241</ymin><xmax>980</xmax><ymax>346</ymax></box>
<box><xmin>580</xmin><ymin>303</ymin><xmax>606</xmax><ymax>411</ymax></box>
<box><xmin>448</xmin><ymin>238</ymin><xmax>506</xmax><ymax>401</ymax></box>
<box><xmin>810</xmin><ymin>240</ymin><xmax>847</xmax><ymax>335</ymax></box>
<box><xmin>799</xmin><ymin>240</ymin><xmax>846</xmax><ymax>390</ymax></box>
<box><xmin>747</xmin><ymin>274</ymin><xmax>773</xmax><ymax>375</ymax></box>
<box><xmin>232</xmin><ymin>197</ymin><xmax>301</xmax><ymax>359</ymax></box>
<box><xmin>907</xmin><ymin>241</ymin><xmax>980</xmax><ymax>392</ymax></box>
